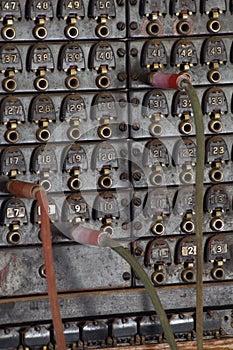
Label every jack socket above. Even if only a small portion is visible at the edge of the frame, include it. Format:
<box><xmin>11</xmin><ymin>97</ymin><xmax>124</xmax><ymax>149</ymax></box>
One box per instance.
<box><xmin>179</xmin><ymin>120</ymin><xmax>192</xmax><ymax>135</ymax></box>
<box><xmin>181</xmin><ymin>268</ymin><xmax>194</xmax><ymax>283</ymax></box>
<box><xmin>207</xmin><ymin>70</ymin><xmax>221</xmax><ymax>84</ymax></box>
<box><xmin>98</xmin><ymin>175</ymin><xmax>113</xmax><ymax>189</ymax></box>
<box><xmin>96</xmin><ymin>24</ymin><xmax>110</xmax><ymax>38</ymax></box>
<box><xmin>149</xmin><ymin>123</ymin><xmax>162</xmax><ymax>136</ymax></box>
<box><xmin>65</xmin><ymin>25</ymin><xmax>79</xmax><ymax>39</ymax></box>
<box><xmin>36</xmin><ymin>128</ymin><xmax>51</xmax><ymax>142</ymax></box>
<box><xmin>177</xmin><ymin>20</ymin><xmax>191</xmax><ymax>35</ymax></box>
<box><xmin>7</xmin><ymin>231</ymin><xmax>22</xmax><ymax>245</ymax></box>
<box><xmin>33</xmin><ymin>25</ymin><xmax>48</xmax><ymax>40</ymax></box>
<box><xmin>180</xmin><ymin>219</ymin><xmax>194</xmax><ymax>233</ymax></box>
<box><xmin>146</xmin><ymin>21</ymin><xmax>161</xmax><ymax>36</ymax></box>
<box><xmin>1</xmin><ymin>26</ymin><xmax>16</xmax><ymax>40</ymax></box>
<box><xmin>211</xmin><ymin>266</ymin><xmax>224</xmax><ymax>280</ymax></box>
<box><xmin>5</xmin><ymin>129</ymin><xmax>20</xmax><ymax>143</ymax></box>
<box><xmin>68</xmin><ymin>176</ymin><xmax>82</xmax><ymax>191</ymax></box>
<box><xmin>151</xmin><ymin>221</ymin><xmax>165</xmax><ymax>235</ymax></box>
<box><xmin>96</xmin><ymin>75</ymin><xmax>110</xmax><ymax>89</ymax></box>
<box><xmin>67</xmin><ymin>126</ymin><xmax>81</xmax><ymax>140</ymax></box>
<box><xmin>150</xmin><ymin>172</ymin><xmax>164</xmax><ymax>186</ymax></box>
<box><xmin>65</xmin><ymin>75</ymin><xmax>80</xmax><ymax>90</ymax></box>
<box><xmin>180</xmin><ymin>171</ymin><xmax>193</xmax><ymax>184</ymax></box>
<box><xmin>2</xmin><ymin>78</ymin><xmax>17</xmax><ymax>92</ymax></box>
<box><xmin>97</xmin><ymin>125</ymin><xmax>112</xmax><ymax>139</ymax></box>
<box><xmin>40</xmin><ymin>179</ymin><xmax>52</xmax><ymax>192</ymax></box>
<box><xmin>207</xmin><ymin>19</ymin><xmax>221</xmax><ymax>33</ymax></box>
<box><xmin>151</xmin><ymin>270</ymin><xmax>165</xmax><ymax>285</ymax></box>
<box><xmin>209</xmin><ymin>168</ymin><xmax>223</xmax><ymax>183</ymax></box>
<box><xmin>34</xmin><ymin>77</ymin><xmax>49</xmax><ymax>91</ymax></box>
<box><xmin>208</xmin><ymin>119</ymin><xmax>222</xmax><ymax>133</ymax></box>
<box><xmin>210</xmin><ymin>217</ymin><xmax>224</xmax><ymax>231</ymax></box>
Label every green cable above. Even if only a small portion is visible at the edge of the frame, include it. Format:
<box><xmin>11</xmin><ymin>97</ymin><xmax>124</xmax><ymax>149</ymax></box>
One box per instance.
<box><xmin>102</xmin><ymin>238</ymin><xmax>178</xmax><ymax>350</ymax></box>
<box><xmin>182</xmin><ymin>81</ymin><xmax>205</xmax><ymax>350</ymax></box>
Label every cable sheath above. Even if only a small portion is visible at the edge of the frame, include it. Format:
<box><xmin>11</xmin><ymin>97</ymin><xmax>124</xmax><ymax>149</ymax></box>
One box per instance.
<box><xmin>36</xmin><ymin>190</ymin><xmax>66</xmax><ymax>350</ymax></box>
<box><xmin>108</xmin><ymin>243</ymin><xmax>178</xmax><ymax>350</ymax></box>
<box><xmin>182</xmin><ymin>81</ymin><xmax>205</xmax><ymax>350</ymax></box>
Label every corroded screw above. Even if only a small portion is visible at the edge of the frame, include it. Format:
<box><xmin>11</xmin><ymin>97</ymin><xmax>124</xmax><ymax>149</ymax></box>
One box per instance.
<box><xmin>133</xmin><ymin>171</ymin><xmax>141</xmax><ymax>181</ymax></box>
<box><xmin>117</xmin><ymin>22</ymin><xmax>126</xmax><ymax>31</ymax></box>
<box><xmin>123</xmin><ymin>271</ymin><xmax>131</xmax><ymax>280</ymax></box>
<box><xmin>130</xmin><ymin>48</ymin><xmax>138</xmax><ymax>57</ymax></box>
<box><xmin>130</xmin><ymin>21</ymin><xmax>138</xmax><ymax>30</ymax></box>
<box><xmin>118</xmin><ymin>72</ymin><xmax>127</xmax><ymax>81</ymax></box>
<box><xmin>131</xmin><ymin>98</ymin><xmax>140</xmax><ymax>106</ymax></box>
<box><xmin>133</xmin><ymin>197</ymin><xmax>142</xmax><ymax>206</ymax></box>
<box><xmin>117</xmin><ymin>48</ymin><xmax>126</xmax><ymax>57</ymax></box>
<box><xmin>119</xmin><ymin>122</ymin><xmax>127</xmax><ymax>131</ymax></box>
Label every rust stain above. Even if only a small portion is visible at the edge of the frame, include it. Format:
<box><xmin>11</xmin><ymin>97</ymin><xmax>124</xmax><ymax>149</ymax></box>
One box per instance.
<box><xmin>0</xmin><ymin>256</ymin><xmax>15</xmax><ymax>286</ymax></box>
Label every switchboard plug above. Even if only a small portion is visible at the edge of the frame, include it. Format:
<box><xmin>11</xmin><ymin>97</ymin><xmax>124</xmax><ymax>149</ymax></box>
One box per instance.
<box><xmin>139</xmin><ymin>71</ymin><xmax>191</xmax><ymax>90</ymax></box>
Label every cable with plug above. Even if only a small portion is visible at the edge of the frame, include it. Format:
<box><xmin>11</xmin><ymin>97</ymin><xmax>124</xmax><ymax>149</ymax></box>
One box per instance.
<box><xmin>0</xmin><ymin>178</ymin><xmax>66</xmax><ymax>350</ymax></box>
<box><xmin>0</xmin><ymin>177</ymin><xmax>178</xmax><ymax>349</ymax></box>
<box><xmin>141</xmin><ymin>72</ymin><xmax>204</xmax><ymax>350</ymax></box>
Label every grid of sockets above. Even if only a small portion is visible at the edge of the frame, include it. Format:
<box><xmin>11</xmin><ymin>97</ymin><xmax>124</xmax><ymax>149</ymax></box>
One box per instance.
<box><xmin>0</xmin><ymin>0</ymin><xmax>233</xmax><ymax>326</ymax></box>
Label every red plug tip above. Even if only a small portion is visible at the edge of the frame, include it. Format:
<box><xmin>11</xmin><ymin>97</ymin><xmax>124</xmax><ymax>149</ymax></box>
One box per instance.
<box><xmin>148</xmin><ymin>72</ymin><xmax>191</xmax><ymax>90</ymax></box>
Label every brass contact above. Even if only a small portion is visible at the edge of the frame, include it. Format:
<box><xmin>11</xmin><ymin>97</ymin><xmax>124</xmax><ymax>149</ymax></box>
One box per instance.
<box><xmin>5</xmin><ymin>129</ymin><xmax>20</xmax><ymax>143</ymax></box>
<box><xmin>97</xmin><ymin>125</ymin><xmax>112</xmax><ymax>139</ymax></box>
<box><xmin>211</xmin><ymin>266</ymin><xmax>224</xmax><ymax>280</ymax></box>
<box><xmin>96</xmin><ymin>23</ymin><xmax>110</xmax><ymax>38</ymax></box>
<box><xmin>1</xmin><ymin>26</ymin><xmax>16</xmax><ymax>40</ymax></box>
<box><xmin>98</xmin><ymin>175</ymin><xmax>113</xmax><ymax>189</ymax></box>
<box><xmin>33</xmin><ymin>25</ymin><xmax>48</xmax><ymax>40</ymax></box>
<box><xmin>180</xmin><ymin>171</ymin><xmax>193</xmax><ymax>184</ymax></box>
<box><xmin>68</xmin><ymin>177</ymin><xmax>82</xmax><ymax>191</ymax></box>
<box><xmin>65</xmin><ymin>75</ymin><xmax>80</xmax><ymax>90</ymax></box>
<box><xmin>102</xmin><ymin>225</ymin><xmax>113</xmax><ymax>234</ymax></box>
<box><xmin>146</xmin><ymin>21</ymin><xmax>161</xmax><ymax>36</ymax></box>
<box><xmin>180</xmin><ymin>219</ymin><xmax>194</xmax><ymax>233</ymax></box>
<box><xmin>96</xmin><ymin>75</ymin><xmax>110</xmax><ymax>89</ymax></box>
<box><xmin>65</xmin><ymin>25</ymin><xmax>79</xmax><ymax>39</ymax></box>
<box><xmin>67</xmin><ymin>126</ymin><xmax>81</xmax><ymax>140</ymax></box>
<box><xmin>208</xmin><ymin>119</ymin><xmax>222</xmax><ymax>133</ymax></box>
<box><xmin>2</xmin><ymin>78</ymin><xmax>17</xmax><ymax>92</ymax></box>
<box><xmin>150</xmin><ymin>172</ymin><xmax>163</xmax><ymax>186</ymax></box>
<box><xmin>34</xmin><ymin>77</ymin><xmax>49</xmax><ymax>91</ymax></box>
<box><xmin>177</xmin><ymin>20</ymin><xmax>191</xmax><ymax>35</ymax></box>
<box><xmin>207</xmin><ymin>70</ymin><xmax>221</xmax><ymax>84</ymax></box>
<box><xmin>40</xmin><ymin>179</ymin><xmax>52</xmax><ymax>192</ymax></box>
<box><xmin>179</xmin><ymin>120</ymin><xmax>193</xmax><ymax>135</ymax></box>
<box><xmin>209</xmin><ymin>168</ymin><xmax>223</xmax><ymax>183</ymax></box>
<box><xmin>181</xmin><ymin>269</ymin><xmax>194</xmax><ymax>283</ymax></box>
<box><xmin>151</xmin><ymin>221</ymin><xmax>165</xmax><ymax>235</ymax></box>
<box><xmin>7</xmin><ymin>231</ymin><xmax>22</xmax><ymax>245</ymax></box>
<box><xmin>149</xmin><ymin>123</ymin><xmax>162</xmax><ymax>136</ymax></box>
<box><xmin>210</xmin><ymin>217</ymin><xmax>224</xmax><ymax>231</ymax></box>
<box><xmin>151</xmin><ymin>271</ymin><xmax>165</xmax><ymax>285</ymax></box>
<box><xmin>36</xmin><ymin>128</ymin><xmax>51</xmax><ymax>142</ymax></box>
<box><xmin>39</xmin><ymin>264</ymin><xmax>46</xmax><ymax>278</ymax></box>
<box><xmin>207</xmin><ymin>19</ymin><xmax>221</xmax><ymax>33</ymax></box>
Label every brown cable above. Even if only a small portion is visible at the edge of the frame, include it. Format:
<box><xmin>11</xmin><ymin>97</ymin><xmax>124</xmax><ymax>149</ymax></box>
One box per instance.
<box><xmin>36</xmin><ymin>189</ymin><xmax>66</xmax><ymax>350</ymax></box>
